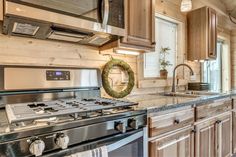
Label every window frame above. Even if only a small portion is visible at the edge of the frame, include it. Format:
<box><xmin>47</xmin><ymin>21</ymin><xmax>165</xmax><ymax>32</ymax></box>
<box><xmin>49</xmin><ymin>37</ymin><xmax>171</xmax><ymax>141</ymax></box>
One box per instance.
<box><xmin>201</xmin><ymin>40</ymin><xmax>223</xmax><ymax>91</ymax></box>
<box><xmin>138</xmin><ymin>13</ymin><xmax>185</xmax><ymax>81</ymax></box>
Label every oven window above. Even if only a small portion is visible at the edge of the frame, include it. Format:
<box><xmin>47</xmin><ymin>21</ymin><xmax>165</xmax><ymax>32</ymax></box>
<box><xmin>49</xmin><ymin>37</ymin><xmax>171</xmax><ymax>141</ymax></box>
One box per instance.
<box><xmin>15</xmin><ymin>0</ymin><xmax>100</xmax><ymax>22</ymax></box>
<box><xmin>108</xmin><ymin>138</ymin><xmax>143</xmax><ymax>157</ymax></box>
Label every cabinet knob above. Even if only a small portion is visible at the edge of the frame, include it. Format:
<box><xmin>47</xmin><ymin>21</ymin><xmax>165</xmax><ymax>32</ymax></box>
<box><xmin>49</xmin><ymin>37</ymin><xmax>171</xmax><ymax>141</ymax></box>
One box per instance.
<box><xmin>216</xmin><ymin>120</ymin><xmax>222</xmax><ymax>124</ymax></box>
<box><xmin>191</xmin><ymin>129</ymin><xmax>197</xmax><ymax>133</ymax></box>
<box><xmin>151</xmin><ymin>42</ymin><xmax>156</xmax><ymax>45</ymax></box>
<box><xmin>174</xmin><ymin>119</ymin><xmax>180</xmax><ymax>124</ymax></box>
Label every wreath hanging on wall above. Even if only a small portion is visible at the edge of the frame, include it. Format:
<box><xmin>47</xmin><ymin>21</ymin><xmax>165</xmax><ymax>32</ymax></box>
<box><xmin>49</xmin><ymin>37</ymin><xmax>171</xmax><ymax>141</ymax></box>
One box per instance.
<box><xmin>102</xmin><ymin>58</ymin><xmax>135</xmax><ymax>98</ymax></box>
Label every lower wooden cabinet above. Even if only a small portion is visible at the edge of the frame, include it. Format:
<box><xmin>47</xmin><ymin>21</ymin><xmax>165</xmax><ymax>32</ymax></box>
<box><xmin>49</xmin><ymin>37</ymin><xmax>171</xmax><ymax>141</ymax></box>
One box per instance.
<box><xmin>195</xmin><ymin>118</ymin><xmax>216</xmax><ymax>157</ymax></box>
<box><xmin>216</xmin><ymin>113</ymin><xmax>232</xmax><ymax>157</ymax></box>
<box><xmin>149</xmin><ymin>127</ymin><xmax>194</xmax><ymax>157</ymax></box>
<box><xmin>232</xmin><ymin>110</ymin><xmax>236</xmax><ymax>154</ymax></box>
<box><xmin>195</xmin><ymin>112</ymin><xmax>232</xmax><ymax>157</ymax></box>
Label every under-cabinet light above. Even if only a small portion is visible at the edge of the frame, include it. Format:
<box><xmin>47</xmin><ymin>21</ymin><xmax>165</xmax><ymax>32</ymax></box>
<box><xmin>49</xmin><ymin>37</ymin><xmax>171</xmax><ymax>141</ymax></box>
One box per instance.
<box><xmin>115</xmin><ymin>49</ymin><xmax>140</xmax><ymax>56</ymax></box>
<box><xmin>180</xmin><ymin>0</ymin><xmax>192</xmax><ymax>12</ymax></box>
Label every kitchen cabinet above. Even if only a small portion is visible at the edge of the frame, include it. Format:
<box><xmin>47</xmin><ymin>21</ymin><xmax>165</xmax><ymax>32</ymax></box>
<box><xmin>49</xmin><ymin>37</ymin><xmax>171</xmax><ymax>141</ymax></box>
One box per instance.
<box><xmin>215</xmin><ymin>113</ymin><xmax>232</xmax><ymax>157</ymax></box>
<box><xmin>100</xmin><ymin>0</ymin><xmax>155</xmax><ymax>52</ymax></box>
<box><xmin>195</xmin><ymin>112</ymin><xmax>232</xmax><ymax>157</ymax></box>
<box><xmin>195</xmin><ymin>98</ymin><xmax>232</xmax><ymax>122</ymax></box>
<box><xmin>148</xmin><ymin>98</ymin><xmax>233</xmax><ymax>157</ymax></box>
<box><xmin>150</xmin><ymin>127</ymin><xmax>194</xmax><ymax>157</ymax></box>
<box><xmin>0</xmin><ymin>0</ymin><xmax>3</xmax><ymax>21</ymax></box>
<box><xmin>233</xmin><ymin>110</ymin><xmax>236</xmax><ymax>154</ymax></box>
<box><xmin>149</xmin><ymin>108</ymin><xmax>194</xmax><ymax>137</ymax></box>
<box><xmin>187</xmin><ymin>6</ymin><xmax>217</xmax><ymax>61</ymax></box>
<box><xmin>232</xmin><ymin>99</ymin><xmax>236</xmax><ymax>154</ymax></box>
<box><xmin>195</xmin><ymin>98</ymin><xmax>232</xmax><ymax>157</ymax></box>
<box><xmin>195</xmin><ymin>118</ymin><xmax>216</xmax><ymax>157</ymax></box>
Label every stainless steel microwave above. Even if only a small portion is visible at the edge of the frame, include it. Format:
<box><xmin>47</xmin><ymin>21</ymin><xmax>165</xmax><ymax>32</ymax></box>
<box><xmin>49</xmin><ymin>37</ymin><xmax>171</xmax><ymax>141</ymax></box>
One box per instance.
<box><xmin>3</xmin><ymin>0</ymin><xmax>125</xmax><ymax>46</ymax></box>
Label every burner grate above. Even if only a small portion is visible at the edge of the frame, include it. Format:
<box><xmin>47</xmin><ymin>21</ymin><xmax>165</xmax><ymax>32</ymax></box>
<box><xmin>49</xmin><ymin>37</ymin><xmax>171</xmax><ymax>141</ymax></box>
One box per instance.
<box><xmin>5</xmin><ymin>98</ymin><xmax>138</xmax><ymax>124</ymax></box>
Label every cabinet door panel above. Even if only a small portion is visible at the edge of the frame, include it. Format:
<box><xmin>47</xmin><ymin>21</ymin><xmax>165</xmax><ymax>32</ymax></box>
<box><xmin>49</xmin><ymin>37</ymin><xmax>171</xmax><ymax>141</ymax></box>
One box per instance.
<box><xmin>208</xmin><ymin>8</ymin><xmax>217</xmax><ymax>59</ymax></box>
<box><xmin>125</xmin><ymin>0</ymin><xmax>155</xmax><ymax>48</ymax></box>
<box><xmin>195</xmin><ymin>120</ymin><xmax>216</xmax><ymax>157</ymax></box>
<box><xmin>233</xmin><ymin>111</ymin><xmax>236</xmax><ymax>154</ymax></box>
<box><xmin>216</xmin><ymin>114</ymin><xmax>232</xmax><ymax>157</ymax></box>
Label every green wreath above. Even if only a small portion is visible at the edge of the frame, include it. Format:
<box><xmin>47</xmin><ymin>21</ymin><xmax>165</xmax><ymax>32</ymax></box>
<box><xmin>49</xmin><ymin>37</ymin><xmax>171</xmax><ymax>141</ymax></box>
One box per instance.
<box><xmin>102</xmin><ymin>59</ymin><xmax>135</xmax><ymax>98</ymax></box>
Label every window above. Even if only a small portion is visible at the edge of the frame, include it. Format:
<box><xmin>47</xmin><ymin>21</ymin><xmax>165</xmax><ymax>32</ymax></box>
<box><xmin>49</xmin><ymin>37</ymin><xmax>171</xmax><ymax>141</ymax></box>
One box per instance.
<box><xmin>202</xmin><ymin>41</ymin><xmax>223</xmax><ymax>91</ymax></box>
<box><xmin>143</xmin><ymin>17</ymin><xmax>177</xmax><ymax>78</ymax></box>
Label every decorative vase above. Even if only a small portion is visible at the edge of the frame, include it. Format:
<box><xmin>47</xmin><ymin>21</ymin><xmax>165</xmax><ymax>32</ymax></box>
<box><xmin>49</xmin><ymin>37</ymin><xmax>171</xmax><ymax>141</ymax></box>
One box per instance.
<box><xmin>160</xmin><ymin>69</ymin><xmax>168</xmax><ymax>79</ymax></box>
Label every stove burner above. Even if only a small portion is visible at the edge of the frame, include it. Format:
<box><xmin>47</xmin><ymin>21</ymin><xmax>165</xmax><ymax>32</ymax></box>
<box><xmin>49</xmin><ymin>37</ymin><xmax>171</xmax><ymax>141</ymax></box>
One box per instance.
<box><xmin>44</xmin><ymin>107</ymin><xmax>58</xmax><ymax>113</ymax></box>
<box><xmin>28</xmin><ymin>103</ymin><xmax>47</xmax><ymax>108</ymax></box>
<box><xmin>82</xmin><ymin>99</ymin><xmax>96</xmax><ymax>102</ymax></box>
<box><xmin>95</xmin><ymin>101</ymin><xmax>114</xmax><ymax>106</ymax></box>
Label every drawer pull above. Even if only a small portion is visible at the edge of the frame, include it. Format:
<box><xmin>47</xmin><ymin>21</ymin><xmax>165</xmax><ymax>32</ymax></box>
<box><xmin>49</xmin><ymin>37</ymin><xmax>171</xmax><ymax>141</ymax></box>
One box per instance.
<box><xmin>174</xmin><ymin>119</ymin><xmax>180</xmax><ymax>124</ymax></box>
<box><xmin>191</xmin><ymin>129</ymin><xmax>196</xmax><ymax>133</ymax></box>
<box><xmin>216</xmin><ymin>120</ymin><xmax>222</xmax><ymax>124</ymax></box>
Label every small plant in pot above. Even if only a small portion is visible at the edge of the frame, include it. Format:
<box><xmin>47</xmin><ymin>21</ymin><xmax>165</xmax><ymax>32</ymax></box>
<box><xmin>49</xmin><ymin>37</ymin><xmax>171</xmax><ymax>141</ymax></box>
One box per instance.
<box><xmin>159</xmin><ymin>47</ymin><xmax>172</xmax><ymax>79</ymax></box>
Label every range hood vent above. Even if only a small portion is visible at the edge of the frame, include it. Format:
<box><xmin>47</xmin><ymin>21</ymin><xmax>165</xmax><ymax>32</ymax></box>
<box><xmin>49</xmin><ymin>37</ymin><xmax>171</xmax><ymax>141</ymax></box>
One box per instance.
<box><xmin>12</xmin><ymin>22</ymin><xmax>40</xmax><ymax>36</ymax></box>
<box><xmin>47</xmin><ymin>27</ymin><xmax>89</xmax><ymax>43</ymax></box>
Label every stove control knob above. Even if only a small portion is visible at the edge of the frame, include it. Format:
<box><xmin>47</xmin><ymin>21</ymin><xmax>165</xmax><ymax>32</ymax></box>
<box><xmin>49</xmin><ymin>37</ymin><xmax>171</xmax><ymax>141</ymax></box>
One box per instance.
<box><xmin>29</xmin><ymin>139</ymin><xmax>45</xmax><ymax>157</ymax></box>
<box><xmin>55</xmin><ymin>133</ymin><xmax>69</xmax><ymax>149</ymax></box>
<box><xmin>115</xmin><ymin>121</ymin><xmax>126</xmax><ymax>133</ymax></box>
<box><xmin>128</xmin><ymin>118</ymin><xmax>139</xmax><ymax>130</ymax></box>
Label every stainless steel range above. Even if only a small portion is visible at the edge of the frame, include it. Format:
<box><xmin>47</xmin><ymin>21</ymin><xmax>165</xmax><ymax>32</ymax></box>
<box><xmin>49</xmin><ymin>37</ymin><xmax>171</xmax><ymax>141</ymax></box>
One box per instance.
<box><xmin>0</xmin><ymin>66</ymin><xmax>147</xmax><ymax>157</ymax></box>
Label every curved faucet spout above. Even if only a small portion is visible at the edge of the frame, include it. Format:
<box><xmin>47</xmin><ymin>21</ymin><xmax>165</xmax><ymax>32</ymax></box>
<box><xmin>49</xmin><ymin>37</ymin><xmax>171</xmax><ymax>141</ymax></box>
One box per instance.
<box><xmin>171</xmin><ymin>64</ymin><xmax>194</xmax><ymax>93</ymax></box>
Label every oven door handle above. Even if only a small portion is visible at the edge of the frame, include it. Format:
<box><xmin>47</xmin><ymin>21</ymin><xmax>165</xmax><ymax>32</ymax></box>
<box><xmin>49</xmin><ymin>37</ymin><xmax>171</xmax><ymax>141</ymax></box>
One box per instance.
<box><xmin>101</xmin><ymin>0</ymin><xmax>109</xmax><ymax>29</ymax></box>
<box><xmin>107</xmin><ymin>130</ymin><xmax>143</xmax><ymax>152</ymax></box>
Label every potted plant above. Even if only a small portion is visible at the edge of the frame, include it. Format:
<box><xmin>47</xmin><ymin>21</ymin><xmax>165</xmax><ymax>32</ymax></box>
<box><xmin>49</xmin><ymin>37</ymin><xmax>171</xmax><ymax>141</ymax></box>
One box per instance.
<box><xmin>159</xmin><ymin>47</ymin><xmax>172</xmax><ymax>79</ymax></box>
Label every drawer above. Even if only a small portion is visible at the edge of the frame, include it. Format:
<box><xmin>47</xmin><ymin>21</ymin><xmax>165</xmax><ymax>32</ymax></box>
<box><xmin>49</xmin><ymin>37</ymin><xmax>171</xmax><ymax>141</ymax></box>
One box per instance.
<box><xmin>149</xmin><ymin>108</ymin><xmax>194</xmax><ymax>137</ymax></box>
<box><xmin>196</xmin><ymin>98</ymin><xmax>232</xmax><ymax>121</ymax></box>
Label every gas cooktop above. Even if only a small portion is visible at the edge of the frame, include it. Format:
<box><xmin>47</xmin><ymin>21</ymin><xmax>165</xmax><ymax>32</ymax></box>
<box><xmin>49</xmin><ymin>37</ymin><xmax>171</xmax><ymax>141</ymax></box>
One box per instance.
<box><xmin>6</xmin><ymin>98</ymin><xmax>138</xmax><ymax>124</ymax></box>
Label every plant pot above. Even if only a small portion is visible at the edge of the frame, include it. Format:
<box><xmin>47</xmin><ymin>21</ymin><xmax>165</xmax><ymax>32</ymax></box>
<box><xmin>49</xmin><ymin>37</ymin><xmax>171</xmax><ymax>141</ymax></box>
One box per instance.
<box><xmin>160</xmin><ymin>70</ymin><xmax>168</xmax><ymax>79</ymax></box>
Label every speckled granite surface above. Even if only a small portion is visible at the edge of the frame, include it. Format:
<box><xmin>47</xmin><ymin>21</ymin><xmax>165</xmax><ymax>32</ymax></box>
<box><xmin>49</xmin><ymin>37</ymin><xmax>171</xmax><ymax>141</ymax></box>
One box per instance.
<box><xmin>127</xmin><ymin>92</ymin><xmax>232</xmax><ymax>113</ymax></box>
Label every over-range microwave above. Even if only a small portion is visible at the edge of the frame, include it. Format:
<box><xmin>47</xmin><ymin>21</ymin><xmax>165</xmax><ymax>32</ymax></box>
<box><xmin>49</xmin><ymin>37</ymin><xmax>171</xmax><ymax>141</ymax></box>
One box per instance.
<box><xmin>3</xmin><ymin>0</ymin><xmax>126</xmax><ymax>46</ymax></box>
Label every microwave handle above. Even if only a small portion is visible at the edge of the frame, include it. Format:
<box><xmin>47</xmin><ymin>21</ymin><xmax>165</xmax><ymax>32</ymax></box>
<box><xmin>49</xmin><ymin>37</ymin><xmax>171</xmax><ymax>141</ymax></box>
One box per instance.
<box><xmin>107</xmin><ymin>130</ymin><xmax>143</xmax><ymax>152</ymax></box>
<box><xmin>101</xmin><ymin>0</ymin><xmax>109</xmax><ymax>29</ymax></box>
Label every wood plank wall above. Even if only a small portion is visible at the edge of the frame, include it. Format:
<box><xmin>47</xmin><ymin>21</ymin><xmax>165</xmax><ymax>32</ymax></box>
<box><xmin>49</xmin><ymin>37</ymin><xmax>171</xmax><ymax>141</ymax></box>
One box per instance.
<box><xmin>231</xmin><ymin>30</ymin><xmax>236</xmax><ymax>89</ymax></box>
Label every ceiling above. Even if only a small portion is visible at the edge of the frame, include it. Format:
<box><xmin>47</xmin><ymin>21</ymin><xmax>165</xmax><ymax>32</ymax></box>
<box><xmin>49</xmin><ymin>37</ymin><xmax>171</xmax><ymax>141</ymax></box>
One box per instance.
<box><xmin>220</xmin><ymin>0</ymin><xmax>236</xmax><ymax>18</ymax></box>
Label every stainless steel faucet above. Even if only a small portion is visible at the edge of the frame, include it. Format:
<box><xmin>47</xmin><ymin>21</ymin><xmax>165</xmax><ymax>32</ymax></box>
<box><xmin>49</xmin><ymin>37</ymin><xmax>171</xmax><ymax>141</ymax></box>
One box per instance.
<box><xmin>171</xmin><ymin>64</ymin><xmax>194</xmax><ymax>93</ymax></box>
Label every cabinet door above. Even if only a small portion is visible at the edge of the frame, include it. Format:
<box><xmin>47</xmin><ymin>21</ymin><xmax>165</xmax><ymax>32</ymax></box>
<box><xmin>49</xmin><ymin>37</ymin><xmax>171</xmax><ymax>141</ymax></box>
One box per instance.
<box><xmin>216</xmin><ymin>113</ymin><xmax>232</xmax><ymax>157</ymax></box>
<box><xmin>0</xmin><ymin>0</ymin><xmax>3</xmax><ymax>21</ymax></box>
<box><xmin>208</xmin><ymin>7</ymin><xmax>217</xmax><ymax>59</ymax></box>
<box><xmin>233</xmin><ymin>111</ymin><xmax>236</xmax><ymax>154</ymax></box>
<box><xmin>195</xmin><ymin>119</ymin><xmax>216</xmax><ymax>157</ymax></box>
<box><xmin>150</xmin><ymin>127</ymin><xmax>194</xmax><ymax>157</ymax></box>
<box><xmin>124</xmin><ymin>0</ymin><xmax>155</xmax><ymax>49</ymax></box>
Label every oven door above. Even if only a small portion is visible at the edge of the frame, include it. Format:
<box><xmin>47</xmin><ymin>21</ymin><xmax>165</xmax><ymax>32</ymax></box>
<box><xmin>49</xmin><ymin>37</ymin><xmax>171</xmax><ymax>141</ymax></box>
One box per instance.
<box><xmin>44</xmin><ymin>128</ymin><xmax>147</xmax><ymax>157</ymax></box>
<box><xmin>6</xmin><ymin>0</ymin><xmax>125</xmax><ymax>36</ymax></box>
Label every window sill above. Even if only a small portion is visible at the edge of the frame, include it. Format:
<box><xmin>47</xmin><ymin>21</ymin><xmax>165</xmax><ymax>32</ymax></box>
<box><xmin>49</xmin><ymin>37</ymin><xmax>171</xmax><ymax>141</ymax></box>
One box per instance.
<box><xmin>138</xmin><ymin>78</ymin><xmax>188</xmax><ymax>88</ymax></box>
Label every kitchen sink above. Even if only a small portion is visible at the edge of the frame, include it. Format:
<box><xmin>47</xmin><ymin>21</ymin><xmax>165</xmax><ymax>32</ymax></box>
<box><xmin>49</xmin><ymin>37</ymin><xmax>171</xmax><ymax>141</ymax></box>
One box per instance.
<box><xmin>161</xmin><ymin>91</ymin><xmax>219</xmax><ymax>98</ymax></box>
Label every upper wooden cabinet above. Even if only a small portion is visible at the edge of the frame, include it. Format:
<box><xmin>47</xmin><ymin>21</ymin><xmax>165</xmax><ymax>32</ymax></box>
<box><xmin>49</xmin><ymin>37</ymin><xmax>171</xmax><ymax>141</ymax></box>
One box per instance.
<box><xmin>187</xmin><ymin>7</ymin><xmax>217</xmax><ymax>61</ymax></box>
<box><xmin>0</xmin><ymin>0</ymin><xmax>3</xmax><ymax>21</ymax></box>
<box><xmin>100</xmin><ymin>0</ymin><xmax>155</xmax><ymax>52</ymax></box>
<box><xmin>121</xmin><ymin>0</ymin><xmax>155</xmax><ymax>50</ymax></box>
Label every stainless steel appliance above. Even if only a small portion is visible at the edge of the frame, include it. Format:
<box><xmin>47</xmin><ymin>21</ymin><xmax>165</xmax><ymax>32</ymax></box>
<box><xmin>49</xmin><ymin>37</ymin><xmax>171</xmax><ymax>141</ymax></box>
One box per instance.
<box><xmin>0</xmin><ymin>66</ymin><xmax>147</xmax><ymax>157</ymax></box>
<box><xmin>3</xmin><ymin>0</ymin><xmax>125</xmax><ymax>46</ymax></box>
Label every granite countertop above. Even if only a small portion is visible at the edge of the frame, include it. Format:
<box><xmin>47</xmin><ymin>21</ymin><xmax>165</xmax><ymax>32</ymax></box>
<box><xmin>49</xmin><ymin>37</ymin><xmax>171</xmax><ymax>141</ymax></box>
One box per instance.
<box><xmin>127</xmin><ymin>91</ymin><xmax>232</xmax><ymax>113</ymax></box>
